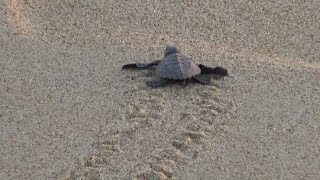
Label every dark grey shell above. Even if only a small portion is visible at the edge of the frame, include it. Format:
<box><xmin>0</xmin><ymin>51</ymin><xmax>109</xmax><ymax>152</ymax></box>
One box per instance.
<box><xmin>156</xmin><ymin>53</ymin><xmax>201</xmax><ymax>80</ymax></box>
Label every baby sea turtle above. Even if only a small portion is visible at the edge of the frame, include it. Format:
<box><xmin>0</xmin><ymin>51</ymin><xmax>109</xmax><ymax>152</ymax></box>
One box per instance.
<box><xmin>122</xmin><ymin>45</ymin><xmax>228</xmax><ymax>87</ymax></box>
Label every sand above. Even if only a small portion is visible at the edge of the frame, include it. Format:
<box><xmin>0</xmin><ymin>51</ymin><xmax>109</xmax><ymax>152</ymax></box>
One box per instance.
<box><xmin>1</xmin><ymin>0</ymin><xmax>319</xmax><ymax>179</ymax></box>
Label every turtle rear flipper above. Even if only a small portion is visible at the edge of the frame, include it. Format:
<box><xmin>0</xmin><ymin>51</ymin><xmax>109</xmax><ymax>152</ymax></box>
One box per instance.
<box><xmin>192</xmin><ymin>74</ymin><xmax>211</xmax><ymax>84</ymax></box>
<box><xmin>198</xmin><ymin>64</ymin><xmax>228</xmax><ymax>76</ymax></box>
<box><xmin>122</xmin><ymin>60</ymin><xmax>162</xmax><ymax>69</ymax></box>
<box><xmin>145</xmin><ymin>78</ymin><xmax>169</xmax><ymax>87</ymax></box>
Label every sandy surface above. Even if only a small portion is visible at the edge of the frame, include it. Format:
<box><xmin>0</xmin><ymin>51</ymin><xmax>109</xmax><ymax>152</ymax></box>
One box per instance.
<box><xmin>1</xmin><ymin>0</ymin><xmax>319</xmax><ymax>179</ymax></box>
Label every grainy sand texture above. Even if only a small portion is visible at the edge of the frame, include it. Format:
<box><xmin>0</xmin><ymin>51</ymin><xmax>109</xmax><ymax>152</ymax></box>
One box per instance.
<box><xmin>1</xmin><ymin>0</ymin><xmax>320</xmax><ymax>179</ymax></box>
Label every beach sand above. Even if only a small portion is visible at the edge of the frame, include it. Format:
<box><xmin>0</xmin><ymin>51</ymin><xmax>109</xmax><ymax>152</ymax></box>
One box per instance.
<box><xmin>1</xmin><ymin>0</ymin><xmax>319</xmax><ymax>179</ymax></box>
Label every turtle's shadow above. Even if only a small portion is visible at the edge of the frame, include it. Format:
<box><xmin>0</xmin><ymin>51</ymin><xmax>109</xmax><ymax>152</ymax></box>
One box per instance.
<box><xmin>122</xmin><ymin>66</ymin><xmax>228</xmax><ymax>88</ymax></box>
<box><xmin>145</xmin><ymin>73</ymin><xmax>227</xmax><ymax>88</ymax></box>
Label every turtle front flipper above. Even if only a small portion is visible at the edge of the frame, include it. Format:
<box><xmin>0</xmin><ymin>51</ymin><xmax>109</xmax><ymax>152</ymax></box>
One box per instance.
<box><xmin>198</xmin><ymin>64</ymin><xmax>228</xmax><ymax>76</ymax></box>
<box><xmin>192</xmin><ymin>74</ymin><xmax>211</xmax><ymax>84</ymax></box>
<box><xmin>145</xmin><ymin>78</ymin><xmax>169</xmax><ymax>87</ymax></box>
<box><xmin>122</xmin><ymin>60</ymin><xmax>162</xmax><ymax>69</ymax></box>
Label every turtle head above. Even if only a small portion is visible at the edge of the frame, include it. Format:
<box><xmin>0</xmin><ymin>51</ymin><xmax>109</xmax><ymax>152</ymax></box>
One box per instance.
<box><xmin>164</xmin><ymin>45</ymin><xmax>180</xmax><ymax>57</ymax></box>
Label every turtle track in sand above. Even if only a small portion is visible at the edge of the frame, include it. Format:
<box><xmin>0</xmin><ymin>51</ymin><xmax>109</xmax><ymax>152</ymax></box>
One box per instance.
<box><xmin>62</xmin><ymin>76</ymin><xmax>232</xmax><ymax>179</ymax></box>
